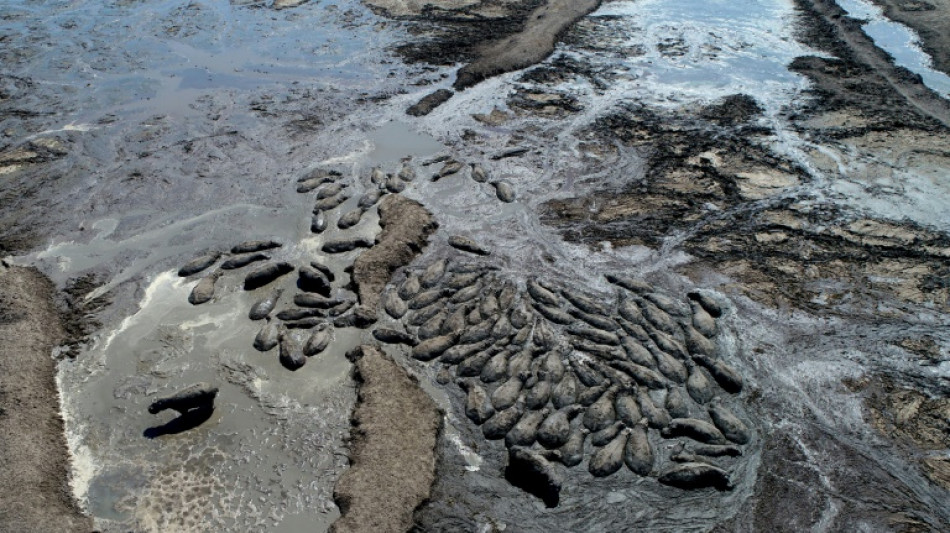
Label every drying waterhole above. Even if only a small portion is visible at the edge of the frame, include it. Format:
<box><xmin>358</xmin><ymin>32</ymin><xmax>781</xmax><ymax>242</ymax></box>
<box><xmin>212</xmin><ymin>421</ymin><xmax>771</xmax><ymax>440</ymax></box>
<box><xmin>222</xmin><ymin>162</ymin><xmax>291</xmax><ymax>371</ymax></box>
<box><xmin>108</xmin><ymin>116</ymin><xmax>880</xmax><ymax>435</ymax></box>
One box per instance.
<box><xmin>2</xmin><ymin>0</ymin><xmax>950</xmax><ymax>530</ymax></box>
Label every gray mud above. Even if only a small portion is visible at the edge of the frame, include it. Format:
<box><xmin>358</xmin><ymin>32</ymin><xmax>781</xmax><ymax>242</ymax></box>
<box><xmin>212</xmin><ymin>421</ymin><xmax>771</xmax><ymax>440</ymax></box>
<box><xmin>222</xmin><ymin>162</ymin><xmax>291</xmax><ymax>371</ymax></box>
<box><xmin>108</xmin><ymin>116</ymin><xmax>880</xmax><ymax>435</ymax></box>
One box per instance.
<box><xmin>2</xmin><ymin>0</ymin><xmax>950</xmax><ymax>531</ymax></box>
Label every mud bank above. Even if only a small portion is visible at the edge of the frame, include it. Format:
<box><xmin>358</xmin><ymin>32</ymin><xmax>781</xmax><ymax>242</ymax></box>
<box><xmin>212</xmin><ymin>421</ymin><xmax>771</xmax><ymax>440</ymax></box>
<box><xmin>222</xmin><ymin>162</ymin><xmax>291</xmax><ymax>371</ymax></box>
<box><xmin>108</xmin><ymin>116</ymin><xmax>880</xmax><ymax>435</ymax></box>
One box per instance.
<box><xmin>0</xmin><ymin>264</ymin><xmax>91</xmax><ymax>532</ymax></box>
<box><xmin>870</xmin><ymin>0</ymin><xmax>950</xmax><ymax>75</ymax></box>
<box><xmin>352</xmin><ymin>195</ymin><xmax>437</xmax><ymax>311</ymax></box>
<box><xmin>331</xmin><ymin>345</ymin><xmax>441</xmax><ymax>533</ymax></box>
<box><xmin>453</xmin><ymin>0</ymin><xmax>602</xmax><ymax>90</ymax></box>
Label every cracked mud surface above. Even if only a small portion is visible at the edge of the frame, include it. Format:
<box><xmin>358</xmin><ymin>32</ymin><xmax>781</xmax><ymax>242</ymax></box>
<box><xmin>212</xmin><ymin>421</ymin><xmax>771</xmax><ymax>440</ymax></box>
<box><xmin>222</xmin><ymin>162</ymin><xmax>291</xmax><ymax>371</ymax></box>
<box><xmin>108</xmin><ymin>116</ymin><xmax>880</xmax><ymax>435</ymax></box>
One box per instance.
<box><xmin>2</xmin><ymin>0</ymin><xmax>950</xmax><ymax>530</ymax></box>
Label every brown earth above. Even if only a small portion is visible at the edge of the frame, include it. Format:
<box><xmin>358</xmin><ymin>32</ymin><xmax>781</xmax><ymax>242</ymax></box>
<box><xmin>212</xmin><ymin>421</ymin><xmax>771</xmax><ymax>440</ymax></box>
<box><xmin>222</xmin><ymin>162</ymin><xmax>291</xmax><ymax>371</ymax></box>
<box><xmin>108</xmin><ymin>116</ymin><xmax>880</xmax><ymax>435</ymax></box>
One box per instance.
<box><xmin>352</xmin><ymin>194</ymin><xmax>437</xmax><ymax>311</ymax></box>
<box><xmin>331</xmin><ymin>345</ymin><xmax>443</xmax><ymax>533</ymax></box>
<box><xmin>0</xmin><ymin>264</ymin><xmax>92</xmax><ymax>532</ymax></box>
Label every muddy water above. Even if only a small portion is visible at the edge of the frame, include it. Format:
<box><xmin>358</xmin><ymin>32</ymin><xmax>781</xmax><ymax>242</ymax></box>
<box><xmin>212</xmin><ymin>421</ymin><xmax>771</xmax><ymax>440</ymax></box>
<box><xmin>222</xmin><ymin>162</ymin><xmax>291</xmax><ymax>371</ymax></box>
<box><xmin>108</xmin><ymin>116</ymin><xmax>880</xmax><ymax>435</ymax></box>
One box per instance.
<box><xmin>4</xmin><ymin>0</ymin><xmax>950</xmax><ymax>530</ymax></box>
<box><xmin>837</xmin><ymin>0</ymin><xmax>950</xmax><ymax>97</ymax></box>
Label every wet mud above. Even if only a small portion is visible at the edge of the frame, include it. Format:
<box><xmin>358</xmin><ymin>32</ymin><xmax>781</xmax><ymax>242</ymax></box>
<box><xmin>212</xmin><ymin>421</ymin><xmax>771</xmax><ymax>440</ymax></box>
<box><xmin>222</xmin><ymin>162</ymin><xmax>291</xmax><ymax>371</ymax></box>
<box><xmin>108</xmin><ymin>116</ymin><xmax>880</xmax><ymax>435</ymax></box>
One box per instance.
<box><xmin>2</xmin><ymin>0</ymin><xmax>950</xmax><ymax>530</ymax></box>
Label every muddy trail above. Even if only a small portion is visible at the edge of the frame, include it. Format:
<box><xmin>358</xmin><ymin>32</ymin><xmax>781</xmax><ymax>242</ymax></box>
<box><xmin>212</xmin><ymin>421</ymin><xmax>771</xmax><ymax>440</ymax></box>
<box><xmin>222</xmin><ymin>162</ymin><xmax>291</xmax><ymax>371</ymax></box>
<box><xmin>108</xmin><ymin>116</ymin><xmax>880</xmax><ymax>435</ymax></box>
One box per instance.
<box><xmin>1</xmin><ymin>0</ymin><xmax>949</xmax><ymax>531</ymax></box>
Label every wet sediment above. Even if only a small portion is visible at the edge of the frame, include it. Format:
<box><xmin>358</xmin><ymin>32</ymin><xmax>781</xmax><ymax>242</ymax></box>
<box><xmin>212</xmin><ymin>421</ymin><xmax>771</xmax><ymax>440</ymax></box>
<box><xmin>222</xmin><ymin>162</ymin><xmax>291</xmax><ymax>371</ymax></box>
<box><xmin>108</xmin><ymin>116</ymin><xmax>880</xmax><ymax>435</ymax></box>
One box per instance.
<box><xmin>2</xmin><ymin>0</ymin><xmax>950</xmax><ymax>530</ymax></box>
<box><xmin>869</xmin><ymin>0</ymin><xmax>950</xmax><ymax>76</ymax></box>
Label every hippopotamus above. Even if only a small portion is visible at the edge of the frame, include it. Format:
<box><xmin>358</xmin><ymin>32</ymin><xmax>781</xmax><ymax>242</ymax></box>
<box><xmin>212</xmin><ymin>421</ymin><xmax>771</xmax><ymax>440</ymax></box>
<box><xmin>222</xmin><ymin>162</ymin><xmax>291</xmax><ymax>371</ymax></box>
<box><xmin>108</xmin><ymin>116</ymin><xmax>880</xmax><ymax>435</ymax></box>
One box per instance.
<box><xmin>249</xmin><ymin>288</ymin><xmax>283</xmax><ymax>320</ymax></box>
<box><xmin>385</xmin><ymin>174</ymin><xmax>405</xmax><ymax>193</ymax></box>
<box><xmin>244</xmin><ymin>262</ymin><xmax>294</xmax><ymax>291</ymax></box>
<box><xmin>533</xmin><ymin>303</ymin><xmax>573</xmax><ymax>325</ymax></box>
<box><xmin>419</xmin><ymin>258</ymin><xmax>447</xmax><ymax>288</ymax></box>
<box><xmin>624</xmin><ymin>418</ymin><xmax>654</xmax><ymax>476</ymax></box>
<box><xmin>321</xmin><ymin>237</ymin><xmax>374</xmax><ymax>254</ymax></box>
<box><xmin>552</xmin><ymin>374</ymin><xmax>578</xmax><ymax>410</ymax></box>
<box><xmin>491</xmin><ymin>372</ymin><xmax>529</xmax><ymax>411</ymax></box>
<box><xmin>230</xmin><ymin>240</ymin><xmax>281</xmax><ymax>254</ymax></box>
<box><xmin>658</xmin><ymin>462</ymin><xmax>732</xmax><ymax>491</ymax></box>
<box><xmin>537</xmin><ymin>405</ymin><xmax>583</xmax><ymax>449</ymax></box>
<box><xmin>221</xmin><ymin>252</ymin><xmax>269</xmax><ymax>270</ymax></box>
<box><xmin>411</xmin><ymin>332</ymin><xmax>459</xmax><ymax>361</ymax></box>
<box><xmin>178</xmin><ymin>251</ymin><xmax>221</xmax><ymax>277</ymax></box>
<box><xmin>482</xmin><ymin>401</ymin><xmax>524</xmax><ymax>440</ymax></box>
<box><xmin>298</xmin><ymin>266</ymin><xmax>331</xmax><ymax>296</ymax></box>
<box><xmin>459</xmin><ymin>379</ymin><xmax>495</xmax><ymax>425</ymax></box>
<box><xmin>383</xmin><ymin>290</ymin><xmax>408</xmax><ymax>319</ymax></box>
<box><xmin>491</xmin><ymin>180</ymin><xmax>515</xmax><ymax>203</ymax></box>
<box><xmin>279</xmin><ymin>334</ymin><xmax>306</xmax><ymax>371</ymax></box>
<box><xmin>708</xmin><ymin>398</ymin><xmax>751</xmax><ymax>444</ymax></box>
<box><xmin>480</xmin><ymin>350</ymin><xmax>510</xmax><ymax>383</ymax></box>
<box><xmin>470</xmin><ymin>163</ymin><xmax>488</xmax><ymax>183</ymax></box>
<box><xmin>591</xmin><ymin>420</ymin><xmax>624</xmax><ymax>447</ymax></box>
<box><xmin>583</xmin><ymin>386</ymin><xmax>618</xmax><ymax>432</ymax></box>
<box><xmin>188</xmin><ymin>272</ymin><xmax>220</xmax><ymax>305</ymax></box>
<box><xmin>433</xmin><ymin>160</ymin><xmax>463</xmax><ymax>181</ymax></box>
<box><xmin>558</xmin><ymin>427</ymin><xmax>589</xmax><ymax>467</ymax></box>
<box><xmin>661</xmin><ymin>418</ymin><xmax>728</xmax><ymax>445</ymax></box>
<box><xmin>372</xmin><ymin>328</ymin><xmax>418</xmax><ymax>347</ymax></box>
<box><xmin>692</xmin><ymin>353</ymin><xmax>743</xmax><ymax>394</ymax></box>
<box><xmin>398</xmin><ymin>163</ymin><xmax>416</xmax><ymax>182</ymax></box>
<box><xmin>588</xmin><ymin>429</ymin><xmax>629</xmax><ymax>477</ymax></box>
<box><xmin>253</xmin><ymin>321</ymin><xmax>280</xmax><ymax>352</ymax></box>
<box><xmin>448</xmin><ymin>235</ymin><xmax>490</xmax><ymax>256</ymax></box>
<box><xmin>337</xmin><ymin>207</ymin><xmax>365</xmax><ymax>230</ymax></box>
<box><xmin>358</xmin><ymin>188</ymin><xmax>383</xmax><ymax>209</ymax></box>
<box><xmin>148</xmin><ymin>382</ymin><xmax>218</xmax><ymax>415</ymax></box>
<box><xmin>615</xmin><ymin>390</ymin><xmax>642</xmax><ymax>427</ymax></box>
<box><xmin>311</xmin><ymin>213</ymin><xmax>328</xmax><ymax>234</ymax></box>
<box><xmin>666</xmin><ymin>386</ymin><xmax>691</xmax><ymax>419</ymax></box>
<box><xmin>506</xmin><ymin>408</ymin><xmax>551</xmax><ymax>447</ymax></box>
<box><xmin>303</xmin><ymin>323</ymin><xmax>332</xmax><ymax>356</ymax></box>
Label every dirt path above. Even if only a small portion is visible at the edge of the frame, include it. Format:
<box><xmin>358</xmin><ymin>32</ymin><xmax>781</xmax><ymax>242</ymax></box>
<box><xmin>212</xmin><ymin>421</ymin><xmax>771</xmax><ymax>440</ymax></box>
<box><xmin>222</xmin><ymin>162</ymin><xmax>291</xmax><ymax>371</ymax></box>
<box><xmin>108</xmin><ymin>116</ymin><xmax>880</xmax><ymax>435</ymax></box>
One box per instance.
<box><xmin>0</xmin><ymin>264</ymin><xmax>91</xmax><ymax>532</ymax></box>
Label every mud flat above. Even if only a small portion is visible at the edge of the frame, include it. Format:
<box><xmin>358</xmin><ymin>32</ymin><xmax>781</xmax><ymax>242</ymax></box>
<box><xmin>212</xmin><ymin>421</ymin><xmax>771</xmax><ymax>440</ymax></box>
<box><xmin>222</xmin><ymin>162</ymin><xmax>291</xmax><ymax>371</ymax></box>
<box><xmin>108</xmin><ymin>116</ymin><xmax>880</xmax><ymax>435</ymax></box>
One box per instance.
<box><xmin>2</xmin><ymin>0</ymin><xmax>950</xmax><ymax>530</ymax></box>
<box><xmin>0</xmin><ymin>264</ymin><xmax>91</xmax><ymax>531</ymax></box>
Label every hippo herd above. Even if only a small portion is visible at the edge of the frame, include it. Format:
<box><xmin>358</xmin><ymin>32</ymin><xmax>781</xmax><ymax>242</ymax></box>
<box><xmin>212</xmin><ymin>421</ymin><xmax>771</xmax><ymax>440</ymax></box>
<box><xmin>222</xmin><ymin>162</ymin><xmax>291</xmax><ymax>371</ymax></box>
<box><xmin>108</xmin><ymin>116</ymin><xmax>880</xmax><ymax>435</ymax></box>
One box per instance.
<box><xmin>375</xmin><ymin>258</ymin><xmax>751</xmax><ymax>491</ymax></box>
<box><xmin>174</xmin><ymin>155</ymin><xmax>517</xmax><ymax>371</ymax></box>
<box><xmin>172</xmin><ymin>151</ymin><xmax>750</xmax><ymax>494</ymax></box>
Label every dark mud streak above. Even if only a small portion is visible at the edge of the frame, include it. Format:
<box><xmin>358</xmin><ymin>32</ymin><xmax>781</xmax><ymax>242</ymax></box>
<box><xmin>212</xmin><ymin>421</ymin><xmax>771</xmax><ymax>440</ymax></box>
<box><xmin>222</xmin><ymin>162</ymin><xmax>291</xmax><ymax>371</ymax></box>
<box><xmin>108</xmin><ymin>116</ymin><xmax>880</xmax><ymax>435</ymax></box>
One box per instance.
<box><xmin>392</xmin><ymin>1</ymin><xmax>547</xmax><ymax>67</ymax></box>
<box><xmin>539</xmin><ymin>100</ymin><xmax>799</xmax><ymax>247</ymax></box>
<box><xmin>0</xmin><ymin>265</ymin><xmax>92</xmax><ymax>532</ymax></box>
<box><xmin>331</xmin><ymin>345</ymin><xmax>442</xmax><ymax>533</ymax></box>
<box><xmin>714</xmin><ymin>425</ymin><xmax>950</xmax><ymax>532</ymax></box>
